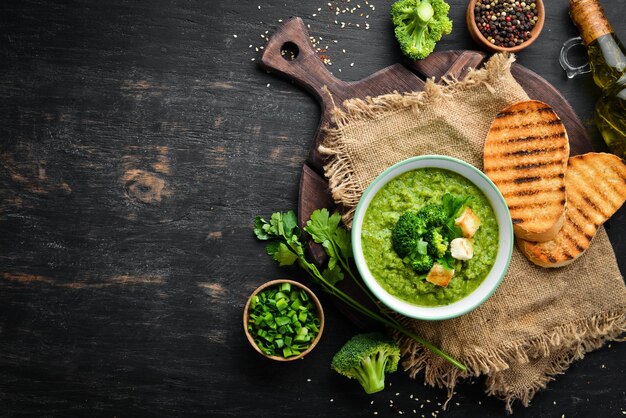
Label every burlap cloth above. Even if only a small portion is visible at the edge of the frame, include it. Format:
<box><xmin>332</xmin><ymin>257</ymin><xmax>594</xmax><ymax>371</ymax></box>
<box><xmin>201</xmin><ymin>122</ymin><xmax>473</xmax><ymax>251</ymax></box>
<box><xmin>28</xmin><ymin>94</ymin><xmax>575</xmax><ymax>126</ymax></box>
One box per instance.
<box><xmin>319</xmin><ymin>53</ymin><xmax>626</xmax><ymax>412</ymax></box>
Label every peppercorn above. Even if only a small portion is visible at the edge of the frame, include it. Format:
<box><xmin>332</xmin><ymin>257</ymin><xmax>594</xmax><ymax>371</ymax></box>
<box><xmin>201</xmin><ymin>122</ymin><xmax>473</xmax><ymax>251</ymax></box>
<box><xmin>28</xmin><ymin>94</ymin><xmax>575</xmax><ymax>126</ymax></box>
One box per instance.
<box><xmin>474</xmin><ymin>0</ymin><xmax>538</xmax><ymax>48</ymax></box>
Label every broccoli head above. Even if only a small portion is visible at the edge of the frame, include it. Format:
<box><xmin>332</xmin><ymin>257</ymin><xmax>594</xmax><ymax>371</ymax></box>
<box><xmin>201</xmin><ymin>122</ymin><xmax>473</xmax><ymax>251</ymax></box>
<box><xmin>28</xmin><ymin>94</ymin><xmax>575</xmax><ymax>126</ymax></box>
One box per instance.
<box><xmin>391</xmin><ymin>211</ymin><xmax>427</xmax><ymax>258</ymax></box>
<box><xmin>405</xmin><ymin>252</ymin><xmax>434</xmax><ymax>273</ymax></box>
<box><xmin>424</xmin><ymin>228</ymin><xmax>449</xmax><ymax>259</ymax></box>
<box><xmin>417</xmin><ymin>203</ymin><xmax>447</xmax><ymax>227</ymax></box>
<box><xmin>391</xmin><ymin>0</ymin><xmax>453</xmax><ymax>60</ymax></box>
<box><xmin>331</xmin><ymin>332</ymin><xmax>401</xmax><ymax>394</ymax></box>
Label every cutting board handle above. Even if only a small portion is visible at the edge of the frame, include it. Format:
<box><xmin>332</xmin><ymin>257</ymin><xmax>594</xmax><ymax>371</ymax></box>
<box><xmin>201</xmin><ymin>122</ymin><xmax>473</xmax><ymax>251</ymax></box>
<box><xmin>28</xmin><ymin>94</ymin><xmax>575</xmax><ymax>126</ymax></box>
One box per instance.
<box><xmin>260</xmin><ymin>17</ymin><xmax>348</xmax><ymax>105</ymax></box>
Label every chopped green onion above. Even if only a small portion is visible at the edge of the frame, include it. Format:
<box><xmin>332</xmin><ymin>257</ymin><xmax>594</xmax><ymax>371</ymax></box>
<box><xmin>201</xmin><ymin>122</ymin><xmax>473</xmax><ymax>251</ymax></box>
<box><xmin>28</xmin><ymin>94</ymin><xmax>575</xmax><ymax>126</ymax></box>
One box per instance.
<box><xmin>276</xmin><ymin>298</ymin><xmax>289</xmax><ymax>311</ymax></box>
<box><xmin>246</xmin><ymin>282</ymin><xmax>321</xmax><ymax>358</ymax></box>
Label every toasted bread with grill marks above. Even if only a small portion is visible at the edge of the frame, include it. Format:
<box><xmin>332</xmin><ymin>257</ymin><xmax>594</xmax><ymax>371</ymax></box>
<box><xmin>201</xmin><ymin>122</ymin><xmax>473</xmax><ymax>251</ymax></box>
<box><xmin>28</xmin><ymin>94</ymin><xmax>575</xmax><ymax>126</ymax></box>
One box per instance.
<box><xmin>483</xmin><ymin>100</ymin><xmax>570</xmax><ymax>242</ymax></box>
<box><xmin>517</xmin><ymin>153</ymin><xmax>626</xmax><ymax>267</ymax></box>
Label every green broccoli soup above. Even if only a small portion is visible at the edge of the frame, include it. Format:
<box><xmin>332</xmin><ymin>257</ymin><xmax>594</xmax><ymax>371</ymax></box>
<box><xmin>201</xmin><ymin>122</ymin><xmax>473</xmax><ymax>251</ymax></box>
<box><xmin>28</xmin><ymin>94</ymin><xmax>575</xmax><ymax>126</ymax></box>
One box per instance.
<box><xmin>361</xmin><ymin>168</ymin><xmax>499</xmax><ymax>307</ymax></box>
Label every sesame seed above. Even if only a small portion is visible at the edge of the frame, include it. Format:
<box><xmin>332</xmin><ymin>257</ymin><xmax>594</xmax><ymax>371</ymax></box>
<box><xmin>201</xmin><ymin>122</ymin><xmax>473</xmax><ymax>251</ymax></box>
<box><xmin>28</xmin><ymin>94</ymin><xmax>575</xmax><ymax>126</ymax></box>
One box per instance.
<box><xmin>350</xmin><ymin>62</ymin><xmax>354</xmax><ymax>66</ymax></box>
<box><xmin>251</xmin><ymin>58</ymin><xmax>255</xmax><ymax>61</ymax></box>
<box><xmin>257</xmin><ymin>5</ymin><xmax>261</xmax><ymax>9</ymax></box>
<box><xmin>307</xmin><ymin>378</ymin><xmax>311</xmax><ymax>382</ymax></box>
<box><xmin>266</xmin><ymin>83</ymin><xmax>270</xmax><ymax>87</ymax></box>
<box><xmin>233</xmin><ymin>34</ymin><xmax>237</xmax><ymax>38</ymax></box>
<box><xmin>330</xmin><ymin>399</ymin><xmax>334</xmax><ymax>402</ymax></box>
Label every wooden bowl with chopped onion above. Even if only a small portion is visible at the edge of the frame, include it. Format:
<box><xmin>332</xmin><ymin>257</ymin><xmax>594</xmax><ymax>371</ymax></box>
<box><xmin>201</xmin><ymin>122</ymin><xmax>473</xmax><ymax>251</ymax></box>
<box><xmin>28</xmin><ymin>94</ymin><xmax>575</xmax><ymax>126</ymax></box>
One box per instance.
<box><xmin>243</xmin><ymin>279</ymin><xmax>325</xmax><ymax>361</ymax></box>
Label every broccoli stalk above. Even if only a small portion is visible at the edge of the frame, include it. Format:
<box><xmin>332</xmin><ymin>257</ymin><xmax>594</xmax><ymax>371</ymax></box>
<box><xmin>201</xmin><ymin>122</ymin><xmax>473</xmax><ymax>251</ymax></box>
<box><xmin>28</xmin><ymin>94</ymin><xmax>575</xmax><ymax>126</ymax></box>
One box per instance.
<box><xmin>331</xmin><ymin>333</ymin><xmax>401</xmax><ymax>394</ymax></box>
<box><xmin>391</xmin><ymin>0</ymin><xmax>453</xmax><ymax>60</ymax></box>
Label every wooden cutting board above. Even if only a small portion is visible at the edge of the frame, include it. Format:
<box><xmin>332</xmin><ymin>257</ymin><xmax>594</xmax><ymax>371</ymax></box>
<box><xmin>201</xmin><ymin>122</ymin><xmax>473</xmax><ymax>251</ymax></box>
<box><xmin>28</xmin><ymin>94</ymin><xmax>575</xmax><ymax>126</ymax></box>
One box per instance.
<box><xmin>260</xmin><ymin>17</ymin><xmax>593</xmax><ymax>326</ymax></box>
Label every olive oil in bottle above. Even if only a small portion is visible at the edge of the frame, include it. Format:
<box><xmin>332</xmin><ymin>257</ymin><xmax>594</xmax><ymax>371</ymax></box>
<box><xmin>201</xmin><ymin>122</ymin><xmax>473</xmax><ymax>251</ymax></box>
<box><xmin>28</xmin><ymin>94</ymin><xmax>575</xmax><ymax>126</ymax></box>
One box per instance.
<box><xmin>569</xmin><ymin>0</ymin><xmax>626</xmax><ymax>159</ymax></box>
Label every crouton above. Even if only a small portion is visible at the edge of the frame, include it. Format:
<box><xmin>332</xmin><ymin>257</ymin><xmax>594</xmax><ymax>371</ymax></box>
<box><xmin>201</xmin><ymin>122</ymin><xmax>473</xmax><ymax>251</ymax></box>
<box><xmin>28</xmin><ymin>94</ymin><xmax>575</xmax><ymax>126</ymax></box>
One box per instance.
<box><xmin>450</xmin><ymin>238</ymin><xmax>474</xmax><ymax>260</ymax></box>
<box><xmin>425</xmin><ymin>263</ymin><xmax>455</xmax><ymax>288</ymax></box>
<box><xmin>454</xmin><ymin>207</ymin><xmax>481</xmax><ymax>238</ymax></box>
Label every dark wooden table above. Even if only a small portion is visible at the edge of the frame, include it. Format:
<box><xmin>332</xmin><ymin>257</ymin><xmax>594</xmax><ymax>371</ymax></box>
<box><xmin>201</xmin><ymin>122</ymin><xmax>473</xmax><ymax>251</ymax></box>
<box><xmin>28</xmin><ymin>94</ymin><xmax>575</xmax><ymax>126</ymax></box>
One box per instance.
<box><xmin>1</xmin><ymin>1</ymin><xmax>624</xmax><ymax>417</ymax></box>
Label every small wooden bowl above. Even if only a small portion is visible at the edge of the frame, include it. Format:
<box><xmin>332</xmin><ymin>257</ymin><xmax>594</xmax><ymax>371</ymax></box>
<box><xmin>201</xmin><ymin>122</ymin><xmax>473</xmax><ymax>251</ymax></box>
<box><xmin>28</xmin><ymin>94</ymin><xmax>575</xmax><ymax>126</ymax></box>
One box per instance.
<box><xmin>243</xmin><ymin>279</ymin><xmax>325</xmax><ymax>361</ymax></box>
<box><xmin>466</xmin><ymin>0</ymin><xmax>545</xmax><ymax>53</ymax></box>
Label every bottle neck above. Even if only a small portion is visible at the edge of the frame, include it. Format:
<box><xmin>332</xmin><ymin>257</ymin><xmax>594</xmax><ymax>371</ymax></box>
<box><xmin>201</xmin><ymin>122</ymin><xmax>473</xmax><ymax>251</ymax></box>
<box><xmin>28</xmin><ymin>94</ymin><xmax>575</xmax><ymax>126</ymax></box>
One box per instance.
<box><xmin>569</xmin><ymin>0</ymin><xmax>613</xmax><ymax>45</ymax></box>
<box><xmin>570</xmin><ymin>0</ymin><xmax>626</xmax><ymax>89</ymax></box>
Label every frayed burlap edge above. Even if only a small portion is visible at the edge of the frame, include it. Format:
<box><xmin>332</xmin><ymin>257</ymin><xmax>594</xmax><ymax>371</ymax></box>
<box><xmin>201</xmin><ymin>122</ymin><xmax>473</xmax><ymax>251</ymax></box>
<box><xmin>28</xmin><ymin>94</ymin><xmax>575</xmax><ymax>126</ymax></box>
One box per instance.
<box><xmin>391</xmin><ymin>307</ymin><xmax>626</xmax><ymax>413</ymax></box>
<box><xmin>318</xmin><ymin>52</ymin><xmax>517</xmax><ymax>227</ymax></box>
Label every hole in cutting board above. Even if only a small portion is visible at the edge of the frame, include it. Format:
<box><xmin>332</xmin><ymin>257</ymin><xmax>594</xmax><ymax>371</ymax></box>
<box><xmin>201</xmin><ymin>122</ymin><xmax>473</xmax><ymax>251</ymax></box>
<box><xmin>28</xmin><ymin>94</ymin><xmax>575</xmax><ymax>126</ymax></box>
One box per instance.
<box><xmin>280</xmin><ymin>42</ymin><xmax>299</xmax><ymax>61</ymax></box>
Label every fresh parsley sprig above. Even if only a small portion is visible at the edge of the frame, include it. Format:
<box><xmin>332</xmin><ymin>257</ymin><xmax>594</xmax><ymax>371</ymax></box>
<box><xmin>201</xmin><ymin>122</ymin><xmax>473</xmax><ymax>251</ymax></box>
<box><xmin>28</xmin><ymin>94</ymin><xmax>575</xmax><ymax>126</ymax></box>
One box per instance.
<box><xmin>254</xmin><ymin>209</ymin><xmax>466</xmax><ymax>371</ymax></box>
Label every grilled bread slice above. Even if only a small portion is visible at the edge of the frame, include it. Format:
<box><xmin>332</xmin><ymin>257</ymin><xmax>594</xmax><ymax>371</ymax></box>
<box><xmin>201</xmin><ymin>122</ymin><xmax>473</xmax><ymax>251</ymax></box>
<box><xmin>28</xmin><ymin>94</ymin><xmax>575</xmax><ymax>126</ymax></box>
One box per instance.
<box><xmin>483</xmin><ymin>100</ymin><xmax>570</xmax><ymax>242</ymax></box>
<box><xmin>517</xmin><ymin>153</ymin><xmax>626</xmax><ymax>267</ymax></box>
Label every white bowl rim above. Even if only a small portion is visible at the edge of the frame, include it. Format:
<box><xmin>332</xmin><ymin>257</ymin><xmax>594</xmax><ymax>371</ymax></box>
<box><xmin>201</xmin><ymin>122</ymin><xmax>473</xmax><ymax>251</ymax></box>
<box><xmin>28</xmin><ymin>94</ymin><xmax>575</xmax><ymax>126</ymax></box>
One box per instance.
<box><xmin>351</xmin><ymin>155</ymin><xmax>513</xmax><ymax>321</ymax></box>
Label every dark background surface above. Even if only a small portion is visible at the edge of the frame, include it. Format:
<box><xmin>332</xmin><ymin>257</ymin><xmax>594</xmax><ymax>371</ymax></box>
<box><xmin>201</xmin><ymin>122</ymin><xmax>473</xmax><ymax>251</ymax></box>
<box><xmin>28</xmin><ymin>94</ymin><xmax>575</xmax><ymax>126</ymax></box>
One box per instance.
<box><xmin>0</xmin><ymin>0</ymin><xmax>624</xmax><ymax>417</ymax></box>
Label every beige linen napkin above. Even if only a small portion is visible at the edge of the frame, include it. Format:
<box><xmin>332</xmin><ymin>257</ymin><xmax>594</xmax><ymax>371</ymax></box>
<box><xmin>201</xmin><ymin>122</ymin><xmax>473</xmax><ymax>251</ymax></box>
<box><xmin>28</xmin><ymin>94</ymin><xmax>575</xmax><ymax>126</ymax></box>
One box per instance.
<box><xmin>319</xmin><ymin>53</ymin><xmax>626</xmax><ymax>412</ymax></box>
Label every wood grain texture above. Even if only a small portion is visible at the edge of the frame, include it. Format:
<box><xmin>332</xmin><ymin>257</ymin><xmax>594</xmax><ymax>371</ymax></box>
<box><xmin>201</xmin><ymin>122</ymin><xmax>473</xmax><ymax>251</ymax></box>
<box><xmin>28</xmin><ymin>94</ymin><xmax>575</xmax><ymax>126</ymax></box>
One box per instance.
<box><xmin>0</xmin><ymin>0</ymin><xmax>624</xmax><ymax>417</ymax></box>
